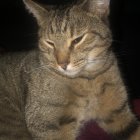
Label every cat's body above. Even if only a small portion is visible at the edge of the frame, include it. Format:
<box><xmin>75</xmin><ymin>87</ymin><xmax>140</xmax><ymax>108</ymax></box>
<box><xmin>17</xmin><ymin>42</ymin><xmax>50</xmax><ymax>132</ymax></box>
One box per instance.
<box><xmin>0</xmin><ymin>0</ymin><xmax>140</xmax><ymax>140</ymax></box>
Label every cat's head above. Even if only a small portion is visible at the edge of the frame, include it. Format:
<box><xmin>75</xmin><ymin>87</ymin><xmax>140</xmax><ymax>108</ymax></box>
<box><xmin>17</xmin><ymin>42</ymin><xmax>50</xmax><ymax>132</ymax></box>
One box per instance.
<box><xmin>23</xmin><ymin>0</ymin><xmax>112</xmax><ymax>78</ymax></box>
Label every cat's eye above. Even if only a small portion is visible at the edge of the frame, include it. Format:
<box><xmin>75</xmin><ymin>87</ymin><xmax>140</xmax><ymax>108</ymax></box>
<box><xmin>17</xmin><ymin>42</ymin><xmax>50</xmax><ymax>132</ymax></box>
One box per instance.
<box><xmin>72</xmin><ymin>35</ymin><xmax>84</xmax><ymax>46</ymax></box>
<box><xmin>46</xmin><ymin>40</ymin><xmax>55</xmax><ymax>48</ymax></box>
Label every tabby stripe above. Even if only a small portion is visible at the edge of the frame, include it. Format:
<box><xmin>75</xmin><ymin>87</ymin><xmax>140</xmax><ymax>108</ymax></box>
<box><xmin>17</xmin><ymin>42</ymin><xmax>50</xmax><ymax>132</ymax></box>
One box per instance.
<box><xmin>0</xmin><ymin>111</ymin><xmax>22</xmax><ymax>126</ymax></box>
<box><xmin>0</xmin><ymin>117</ymin><xmax>21</xmax><ymax>127</ymax></box>
<box><xmin>101</xmin><ymin>82</ymin><xmax>115</xmax><ymax>94</ymax></box>
<box><xmin>47</xmin><ymin>102</ymin><xmax>65</xmax><ymax>107</ymax></box>
<box><xmin>98</xmin><ymin>101</ymin><xmax>128</xmax><ymax>125</ymax></box>
<box><xmin>112</xmin><ymin>100</ymin><xmax>128</xmax><ymax>114</ymax></box>
<box><xmin>0</xmin><ymin>131</ymin><xmax>31</xmax><ymax>139</ymax></box>
<box><xmin>50</xmin><ymin>24</ymin><xmax>54</xmax><ymax>34</ymax></box>
<box><xmin>63</xmin><ymin>8</ymin><xmax>70</xmax><ymax>32</ymax></box>
<box><xmin>71</xmin><ymin>91</ymin><xmax>87</xmax><ymax>98</ymax></box>
<box><xmin>70</xmin><ymin>24</ymin><xmax>75</xmax><ymax>38</ymax></box>
<box><xmin>46</xmin><ymin>124</ymin><xmax>59</xmax><ymax>130</ymax></box>
<box><xmin>111</xmin><ymin>120</ymin><xmax>139</xmax><ymax>140</ymax></box>
<box><xmin>49</xmin><ymin>13</ymin><xmax>56</xmax><ymax>34</ymax></box>
<box><xmin>67</xmin><ymin>86</ymin><xmax>87</xmax><ymax>98</ymax></box>
<box><xmin>62</xmin><ymin>21</ymin><xmax>68</xmax><ymax>33</ymax></box>
<box><xmin>95</xmin><ymin>46</ymin><xmax>112</xmax><ymax>58</ymax></box>
<box><xmin>91</xmin><ymin>31</ymin><xmax>107</xmax><ymax>40</ymax></box>
<box><xmin>59</xmin><ymin>116</ymin><xmax>76</xmax><ymax>126</ymax></box>
<box><xmin>102</xmin><ymin>100</ymin><xmax>128</xmax><ymax>125</ymax></box>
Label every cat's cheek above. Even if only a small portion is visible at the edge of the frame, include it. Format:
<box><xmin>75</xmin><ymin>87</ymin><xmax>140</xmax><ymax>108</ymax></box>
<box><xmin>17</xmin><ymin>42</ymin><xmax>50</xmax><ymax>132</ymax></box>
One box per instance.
<box><xmin>85</xmin><ymin>63</ymin><xmax>96</xmax><ymax>72</ymax></box>
<box><xmin>87</xmin><ymin>47</ymin><xmax>102</xmax><ymax>61</ymax></box>
<box><xmin>85</xmin><ymin>61</ymin><xmax>104</xmax><ymax>73</ymax></box>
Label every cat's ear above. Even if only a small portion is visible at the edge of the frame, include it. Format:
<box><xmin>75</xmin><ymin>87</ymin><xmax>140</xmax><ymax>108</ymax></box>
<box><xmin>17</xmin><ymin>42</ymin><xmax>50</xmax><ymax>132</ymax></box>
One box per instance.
<box><xmin>79</xmin><ymin>0</ymin><xmax>110</xmax><ymax>16</ymax></box>
<box><xmin>23</xmin><ymin>0</ymin><xmax>48</xmax><ymax>25</ymax></box>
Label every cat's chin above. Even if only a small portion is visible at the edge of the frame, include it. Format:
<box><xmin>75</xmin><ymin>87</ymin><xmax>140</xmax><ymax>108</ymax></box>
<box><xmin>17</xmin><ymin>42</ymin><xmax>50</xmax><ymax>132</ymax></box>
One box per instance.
<box><xmin>57</xmin><ymin>66</ymin><xmax>82</xmax><ymax>78</ymax></box>
<box><xmin>57</xmin><ymin>64</ymin><xmax>100</xmax><ymax>79</ymax></box>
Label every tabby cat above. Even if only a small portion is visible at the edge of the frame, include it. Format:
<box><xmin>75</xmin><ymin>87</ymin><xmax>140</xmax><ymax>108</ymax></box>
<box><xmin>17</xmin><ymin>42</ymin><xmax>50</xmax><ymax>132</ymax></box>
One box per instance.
<box><xmin>0</xmin><ymin>0</ymin><xmax>140</xmax><ymax>140</ymax></box>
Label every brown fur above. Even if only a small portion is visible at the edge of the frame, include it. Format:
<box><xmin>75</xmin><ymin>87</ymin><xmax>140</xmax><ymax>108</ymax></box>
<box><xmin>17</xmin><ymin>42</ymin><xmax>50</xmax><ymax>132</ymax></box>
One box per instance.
<box><xmin>0</xmin><ymin>0</ymin><xmax>140</xmax><ymax>140</ymax></box>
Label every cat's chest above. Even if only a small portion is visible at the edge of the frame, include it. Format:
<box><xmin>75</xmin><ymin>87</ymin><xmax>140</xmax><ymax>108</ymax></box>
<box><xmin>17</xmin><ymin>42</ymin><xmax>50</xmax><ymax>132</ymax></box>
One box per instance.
<box><xmin>24</xmin><ymin>69</ymin><xmax>97</xmax><ymax>114</ymax></box>
<box><xmin>24</xmin><ymin>69</ymin><xmax>100</xmax><ymax>136</ymax></box>
<box><xmin>25</xmin><ymin>72</ymin><xmax>69</xmax><ymax>107</ymax></box>
<box><xmin>25</xmin><ymin>69</ymin><xmax>95</xmax><ymax>102</ymax></box>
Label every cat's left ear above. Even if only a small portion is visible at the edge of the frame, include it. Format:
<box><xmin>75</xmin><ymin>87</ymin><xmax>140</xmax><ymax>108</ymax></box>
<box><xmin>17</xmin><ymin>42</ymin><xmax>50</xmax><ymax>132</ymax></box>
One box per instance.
<box><xmin>79</xmin><ymin>0</ymin><xmax>110</xmax><ymax>17</ymax></box>
<box><xmin>95</xmin><ymin>0</ymin><xmax>110</xmax><ymax>16</ymax></box>
<box><xmin>23</xmin><ymin>0</ymin><xmax>48</xmax><ymax>26</ymax></box>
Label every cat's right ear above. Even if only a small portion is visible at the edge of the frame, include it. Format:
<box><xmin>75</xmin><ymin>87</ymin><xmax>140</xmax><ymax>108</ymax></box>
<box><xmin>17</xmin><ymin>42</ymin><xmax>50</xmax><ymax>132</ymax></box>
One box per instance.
<box><xmin>78</xmin><ymin>0</ymin><xmax>110</xmax><ymax>17</ymax></box>
<box><xmin>23</xmin><ymin>0</ymin><xmax>48</xmax><ymax>26</ymax></box>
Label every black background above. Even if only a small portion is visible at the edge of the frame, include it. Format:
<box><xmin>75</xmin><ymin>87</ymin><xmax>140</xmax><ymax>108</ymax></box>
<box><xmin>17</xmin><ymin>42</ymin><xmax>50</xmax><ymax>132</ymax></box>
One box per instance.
<box><xmin>0</xmin><ymin>0</ymin><xmax>140</xmax><ymax>99</ymax></box>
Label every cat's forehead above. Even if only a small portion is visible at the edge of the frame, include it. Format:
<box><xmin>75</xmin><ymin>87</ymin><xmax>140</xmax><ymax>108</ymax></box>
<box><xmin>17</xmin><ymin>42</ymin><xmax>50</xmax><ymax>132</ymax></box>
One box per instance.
<box><xmin>45</xmin><ymin>7</ymin><xmax>99</xmax><ymax>38</ymax></box>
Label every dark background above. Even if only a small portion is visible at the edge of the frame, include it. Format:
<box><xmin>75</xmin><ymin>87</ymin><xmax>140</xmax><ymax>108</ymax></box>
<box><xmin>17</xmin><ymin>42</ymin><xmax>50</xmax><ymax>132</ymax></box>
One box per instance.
<box><xmin>0</xmin><ymin>0</ymin><xmax>140</xmax><ymax>98</ymax></box>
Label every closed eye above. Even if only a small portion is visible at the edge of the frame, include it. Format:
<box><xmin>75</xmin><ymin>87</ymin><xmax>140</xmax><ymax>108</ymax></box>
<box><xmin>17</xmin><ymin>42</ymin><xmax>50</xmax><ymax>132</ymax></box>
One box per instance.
<box><xmin>72</xmin><ymin>35</ymin><xmax>84</xmax><ymax>45</ymax></box>
<box><xmin>46</xmin><ymin>40</ymin><xmax>55</xmax><ymax>48</ymax></box>
<box><xmin>70</xmin><ymin>35</ymin><xmax>84</xmax><ymax>50</ymax></box>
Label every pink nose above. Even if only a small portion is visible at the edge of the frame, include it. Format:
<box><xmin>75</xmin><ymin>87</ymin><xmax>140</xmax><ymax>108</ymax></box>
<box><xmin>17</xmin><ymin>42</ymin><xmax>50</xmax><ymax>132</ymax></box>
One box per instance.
<box><xmin>59</xmin><ymin>62</ymin><xmax>69</xmax><ymax>70</ymax></box>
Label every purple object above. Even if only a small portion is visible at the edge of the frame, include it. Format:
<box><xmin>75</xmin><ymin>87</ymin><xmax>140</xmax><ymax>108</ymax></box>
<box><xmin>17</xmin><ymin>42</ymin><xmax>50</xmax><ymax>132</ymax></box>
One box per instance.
<box><xmin>77</xmin><ymin>121</ymin><xmax>111</xmax><ymax>140</ymax></box>
<box><xmin>77</xmin><ymin>99</ymin><xmax>140</xmax><ymax>140</ymax></box>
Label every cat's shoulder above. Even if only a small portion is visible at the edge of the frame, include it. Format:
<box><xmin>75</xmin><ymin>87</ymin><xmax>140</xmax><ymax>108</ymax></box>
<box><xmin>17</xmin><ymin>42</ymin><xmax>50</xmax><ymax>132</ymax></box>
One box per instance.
<box><xmin>0</xmin><ymin>49</ymin><xmax>39</xmax><ymax>72</ymax></box>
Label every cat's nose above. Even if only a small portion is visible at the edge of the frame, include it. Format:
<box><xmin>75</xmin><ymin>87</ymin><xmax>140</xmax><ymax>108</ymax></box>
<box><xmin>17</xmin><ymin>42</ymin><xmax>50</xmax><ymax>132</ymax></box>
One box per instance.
<box><xmin>59</xmin><ymin>62</ymin><xmax>69</xmax><ymax>70</ymax></box>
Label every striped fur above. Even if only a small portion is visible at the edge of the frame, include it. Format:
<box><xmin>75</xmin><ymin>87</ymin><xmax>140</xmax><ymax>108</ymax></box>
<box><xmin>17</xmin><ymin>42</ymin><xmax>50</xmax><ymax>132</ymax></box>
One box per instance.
<box><xmin>0</xmin><ymin>0</ymin><xmax>140</xmax><ymax>139</ymax></box>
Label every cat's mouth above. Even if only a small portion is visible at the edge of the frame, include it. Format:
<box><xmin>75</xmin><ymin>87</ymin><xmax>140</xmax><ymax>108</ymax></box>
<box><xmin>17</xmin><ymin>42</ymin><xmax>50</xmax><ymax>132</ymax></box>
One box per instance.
<box><xmin>57</xmin><ymin>64</ymin><xmax>83</xmax><ymax>78</ymax></box>
<box><xmin>53</xmin><ymin>59</ymin><xmax>103</xmax><ymax>78</ymax></box>
<box><xmin>45</xmin><ymin>56</ymin><xmax>108</xmax><ymax>79</ymax></box>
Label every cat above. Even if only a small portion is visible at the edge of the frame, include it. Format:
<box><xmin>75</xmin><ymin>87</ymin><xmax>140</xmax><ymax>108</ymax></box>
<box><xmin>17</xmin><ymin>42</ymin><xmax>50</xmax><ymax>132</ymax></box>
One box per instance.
<box><xmin>0</xmin><ymin>0</ymin><xmax>140</xmax><ymax>140</ymax></box>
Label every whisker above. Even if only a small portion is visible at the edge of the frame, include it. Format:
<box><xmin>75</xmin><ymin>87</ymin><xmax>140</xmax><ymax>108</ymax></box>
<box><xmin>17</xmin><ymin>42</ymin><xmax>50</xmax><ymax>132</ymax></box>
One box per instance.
<box><xmin>72</xmin><ymin>60</ymin><xmax>85</xmax><ymax>68</ymax></box>
<box><xmin>72</xmin><ymin>62</ymin><xmax>85</xmax><ymax>69</ymax></box>
<box><xmin>74</xmin><ymin>60</ymin><xmax>84</xmax><ymax>65</ymax></box>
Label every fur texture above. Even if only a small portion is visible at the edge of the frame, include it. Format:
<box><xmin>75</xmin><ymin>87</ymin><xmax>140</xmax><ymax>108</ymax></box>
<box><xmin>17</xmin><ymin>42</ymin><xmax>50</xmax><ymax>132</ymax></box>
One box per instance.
<box><xmin>0</xmin><ymin>0</ymin><xmax>140</xmax><ymax>139</ymax></box>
